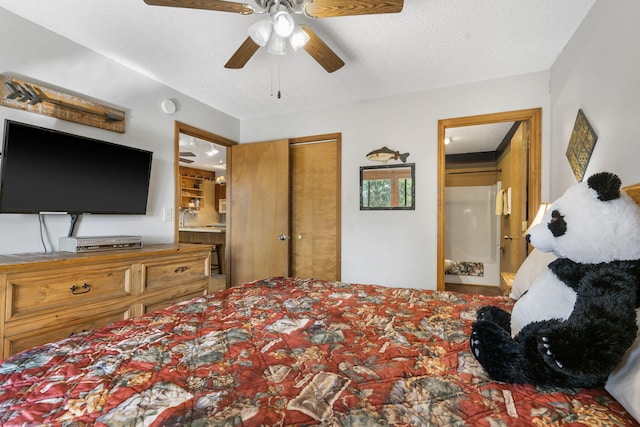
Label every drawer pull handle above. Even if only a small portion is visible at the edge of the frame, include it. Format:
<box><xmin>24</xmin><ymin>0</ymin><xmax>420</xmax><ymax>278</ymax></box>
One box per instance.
<box><xmin>175</xmin><ymin>266</ymin><xmax>189</xmax><ymax>273</ymax></box>
<box><xmin>70</xmin><ymin>283</ymin><xmax>92</xmax><ymax>295</ymax></box>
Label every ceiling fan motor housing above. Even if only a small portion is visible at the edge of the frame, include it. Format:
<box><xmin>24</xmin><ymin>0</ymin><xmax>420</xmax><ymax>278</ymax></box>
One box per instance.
<box><xmin>255</xmin><ymin>0</ymin><xmax>303</xmax><ymax>13</ymax></box>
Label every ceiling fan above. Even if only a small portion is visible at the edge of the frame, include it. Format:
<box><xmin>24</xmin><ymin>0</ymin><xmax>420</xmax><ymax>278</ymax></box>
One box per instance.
<box><xmin>143</xmin><ymin>0</ymin><xmax>404</xmax><ymax>73</ymax></box>
<box><xmin>179</xmin><ymin>151</ymin><xmax>196</xmax><ymax>163</ymax></box>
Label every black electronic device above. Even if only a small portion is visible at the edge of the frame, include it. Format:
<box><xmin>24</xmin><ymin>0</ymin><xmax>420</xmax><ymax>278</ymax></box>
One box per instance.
<box><xmin>0</xmin><ymin>120</ymin><xmax>153</xmax><ymax>215</ymax></box>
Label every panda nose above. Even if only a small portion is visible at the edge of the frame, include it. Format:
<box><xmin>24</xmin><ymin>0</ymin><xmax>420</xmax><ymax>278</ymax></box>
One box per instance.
<box><xmin>525</xmin><ymin>234</ymin><xmax>531</xmax><ymax>243</ymax></box>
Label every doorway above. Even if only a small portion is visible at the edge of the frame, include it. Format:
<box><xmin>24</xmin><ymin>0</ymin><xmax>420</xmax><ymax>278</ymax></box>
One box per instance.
<box><xmin>173</xmin><ymin>121</ymin><xmax>236</xmax><ymax>289</ymax></box>
<box><xmin>436</xmin><ymin>109</ymin><xmax>541</xmax><ymax>292</ymax></box>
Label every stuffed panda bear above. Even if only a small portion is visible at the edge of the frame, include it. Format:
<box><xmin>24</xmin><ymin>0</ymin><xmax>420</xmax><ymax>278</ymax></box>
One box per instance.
<box><xmin>470</xmin><ymin>172</ymin><xmax>640</xmax><ymax>388</ymax></box>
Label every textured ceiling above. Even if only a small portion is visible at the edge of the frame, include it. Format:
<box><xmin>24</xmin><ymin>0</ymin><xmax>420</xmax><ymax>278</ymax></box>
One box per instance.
<box><xmin>445</xmin><ymin>122</ymin><xmax>515</xmax><ymax>155</ymax></box>
<box><xmin>0</xmin><ymin>0</ymin><xmax>595</xmax><ymax>120</ymax></box>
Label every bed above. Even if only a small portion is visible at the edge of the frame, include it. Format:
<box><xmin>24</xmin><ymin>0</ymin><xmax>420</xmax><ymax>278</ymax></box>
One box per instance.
<box><xmin>0</xmin><ymin>276</ymin><xmax>637</xmax><ymax>426</ymax></box>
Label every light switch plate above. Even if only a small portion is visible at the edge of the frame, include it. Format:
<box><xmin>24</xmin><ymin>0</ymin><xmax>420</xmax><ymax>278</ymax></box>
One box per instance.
<box><xmin>163</xmin><ymin>207</ymin><xmax>173</xmax><ymax>222</ymax></box>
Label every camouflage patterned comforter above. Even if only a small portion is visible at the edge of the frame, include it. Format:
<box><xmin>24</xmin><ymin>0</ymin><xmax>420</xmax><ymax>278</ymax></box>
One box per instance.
<box><xmin>0</xmin><ymin>277</ymin><xmax>637</xmax><ymax>426</ymax></box>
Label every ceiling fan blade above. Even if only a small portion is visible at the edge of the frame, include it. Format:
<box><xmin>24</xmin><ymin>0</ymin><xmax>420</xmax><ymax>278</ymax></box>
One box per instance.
<box><xmin>143</xmin><ymin>0</ymin><xmax>254</xmax><ymax>15</ymax></box>
<box><xmin>304</xmin><ymin>0</ymin><xmax>403</xmax><ymax>18</ymax></box>
<box><xmin>299</xmin><ymin>25</ymin><xmax>344</xmax><ymax>73</ymax></box>
<box><xmin>224</xmin><ymin>37</ymin><xmax>260</xmax><ymax>69</ymax></box>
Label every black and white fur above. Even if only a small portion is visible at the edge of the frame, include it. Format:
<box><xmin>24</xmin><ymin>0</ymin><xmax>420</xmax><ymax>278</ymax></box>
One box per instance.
<box><xmin>470</xmin><ymin>172</ymin><xmax>640</xmax><ymax>388</ymax></box>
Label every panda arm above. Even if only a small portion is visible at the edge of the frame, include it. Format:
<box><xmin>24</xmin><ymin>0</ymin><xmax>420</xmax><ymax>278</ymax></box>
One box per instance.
<box><xmin>607</xmin><ymin>260</ymin><xmax>640</xmax><ymax>307</ymax></box>
<box><xmin>548</xmin><ymin>258</ymin><xmax>589</xmax><ymax>291</ymax></box>
<box><xmin>535</xmin><ymin>267</ymin><xmax>639</xmax><ymax>380</ymax></box>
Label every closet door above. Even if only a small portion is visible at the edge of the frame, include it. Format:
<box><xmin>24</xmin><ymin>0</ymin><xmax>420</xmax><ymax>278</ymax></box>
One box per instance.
<box><xmin>290</xmin><ymin>137</ymin><xmax>341</xmax><ymax>281</ymax></box>
<box><xmin>229</xmin><ymin>139</ymin><xmax>290</xmax><ymax>286</ymax></box>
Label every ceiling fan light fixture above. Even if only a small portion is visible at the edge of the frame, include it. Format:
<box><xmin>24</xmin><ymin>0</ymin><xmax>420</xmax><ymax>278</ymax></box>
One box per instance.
<box><xmin>267</xmin><ymin>33</ymin><xmax>288</xmax><ymax>55</ymax></box>
<box><xmin>289</xmin><ymin>25</ymin><xmax>310</xmax><ymax>51</ymax></box>
<box><xmin>272</xmin><ymin>11</ymin><xmax>295</xmax><ymax>38</ymax></box>
<box><xmin>248</xmin><ymin>18</ymin><xmax>272</xmax><ymax>46</ymax></box>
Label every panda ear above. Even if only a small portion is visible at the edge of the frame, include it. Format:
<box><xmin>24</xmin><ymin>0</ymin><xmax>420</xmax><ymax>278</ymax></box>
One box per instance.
<box><xmin>587</xmin><ymin>172</ymin><xmax>621</xmax><ymax>201</ymax></box>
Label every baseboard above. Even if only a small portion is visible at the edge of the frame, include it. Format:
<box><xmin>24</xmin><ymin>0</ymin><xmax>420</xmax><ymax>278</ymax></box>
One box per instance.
<box><xmin>444</xmin><ymin>283</ymin><xmax>503</xmax><ymax>297</ymax></box>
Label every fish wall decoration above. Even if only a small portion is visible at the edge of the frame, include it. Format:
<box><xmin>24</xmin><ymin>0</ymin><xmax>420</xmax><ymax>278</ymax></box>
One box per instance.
<box><xmin>366</xmin><ymin>146</ymin><xmax>410</xmax><ymax>163</ymax></box>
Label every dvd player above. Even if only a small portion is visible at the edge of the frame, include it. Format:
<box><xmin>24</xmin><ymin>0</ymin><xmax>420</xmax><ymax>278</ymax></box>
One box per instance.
<box><xmin>59</xmin><ymin>235</ymin><xmax>143</xmax><ymax>253</ymax></box>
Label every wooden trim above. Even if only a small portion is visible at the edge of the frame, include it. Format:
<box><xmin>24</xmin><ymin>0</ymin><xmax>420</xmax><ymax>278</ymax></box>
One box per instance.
<box><xmin>437</xmin><ymin>108</ymin><xmax>542</xmax><ymax>291</ymax></box>
<box><xmin>334</xmin><ymin>134</ymin><xmax>342</xmax><ymax>280</ymax></box>
<box><xmin>623</xmin><ymin>183</ymin><xmax>640</xmax><ymax>206</ymax></box>
<box><xmin>175</xmin><ymin>121</ymin><xmax>237</xmax><ymax>147</ymax></box>
<box><xmin>289</xmin><ymin>133</ymin><xmax>340</xmax><ymax>144</ymax></box>
<box><xmin>173</xmin><ymin>122</ymin><xmax>237</xmax><ymax>242</ymax></box>
<box><xmin>445</xmin><ymin>167</ymin><xmax>500</xmax><ymax>187</ymax></box>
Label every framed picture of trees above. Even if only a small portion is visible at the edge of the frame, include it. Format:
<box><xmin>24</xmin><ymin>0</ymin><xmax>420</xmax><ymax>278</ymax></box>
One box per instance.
<box><xmin>360</xmin><ymin>163</ymin><xmax>415</xmax><ymax>210</ymax></box>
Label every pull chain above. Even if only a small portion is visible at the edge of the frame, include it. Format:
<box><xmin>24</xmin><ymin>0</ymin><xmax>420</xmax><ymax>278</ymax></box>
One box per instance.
<box><xmin>271</xmin><ymin>56</ymin><xmax>282</xmax><ymax>99</ymax></box>
<box><xmin>277</xmin><ymin>60</ymin><xmax>281</xmax><ymax>99</ymax></box>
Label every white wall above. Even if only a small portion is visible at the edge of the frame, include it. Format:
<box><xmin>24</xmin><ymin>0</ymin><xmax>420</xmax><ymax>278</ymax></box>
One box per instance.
<box><xmin>6</xmin><ymin>0</ymin><xmax>631</xmax><ymax>289</ymax></box>
<box><xmin>549</xmin><ymin>0</ymin><xmax>640</xmax><ymax>198</ymax></box>
<box><xmin>241</xmin><ymin>73</ymin><xmax>551</xmax><ymax>289</ymax></box>
<box><xmin>0</xmin><ymin>7</ymin><xmax>557</xmax><ymax>290</ymax></box>
<box><xmin>0</xmin><ymin>8</ymin><xmax>239</xmax><ymax>254</ymax></box>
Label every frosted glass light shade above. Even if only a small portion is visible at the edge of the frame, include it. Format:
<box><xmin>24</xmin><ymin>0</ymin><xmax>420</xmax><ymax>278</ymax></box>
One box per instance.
<box><xmin>272</xmin><ymin>11</ymin><xmax>295</xmax><ymax>37</ymax></box>
<box><xmin>289</xmin><ymin>25</ymin><xmax>310</xmax><ymax>51</ymax></box>
<box><xmin>248</xmin><ymin>10</ymin><xmax>305</xmax><ymax>56</ymax></box>
<box><xmin>248</xmin><ymin>19</ymin><xmax>272</xmax><ymax>46</ymax></box>
<box><xmin>267</xmin><ymin>33</ymin><xmax>287</xmax><ymax>55</ymax></box>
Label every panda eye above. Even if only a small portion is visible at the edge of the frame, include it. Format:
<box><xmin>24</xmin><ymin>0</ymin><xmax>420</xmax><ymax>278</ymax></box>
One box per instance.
<box><xmin>548</xmin><ymin>209</ymin><xmax>567</xmax><ymax>237</ymax></box>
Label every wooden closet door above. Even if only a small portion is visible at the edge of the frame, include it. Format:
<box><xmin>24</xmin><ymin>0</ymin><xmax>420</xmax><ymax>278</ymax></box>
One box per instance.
<box><xmin>229</xmin><ymin>139</ymin><xmax>290</xmax><ymax>286</ymax></box>
<box><xmin>290</xmin><ymin>138</ymin><xmax>340</xmax><ymax>281</ymax></box>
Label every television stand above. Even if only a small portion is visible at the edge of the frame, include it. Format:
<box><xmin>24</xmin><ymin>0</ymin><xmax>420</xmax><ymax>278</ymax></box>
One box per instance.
<box><xmin>0</xmin><ymin>244</ymin><xmax>213</xmax><ymax>358</ymax></box>
<box><xmin>68</xmin><ymin>213</ymin><xmax>81</xmax><ymax>237</ymax></box>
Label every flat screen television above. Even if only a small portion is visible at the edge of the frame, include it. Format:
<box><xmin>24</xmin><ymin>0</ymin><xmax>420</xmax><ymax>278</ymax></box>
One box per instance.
<box><xmin>0</xmin><ymin>120</ymin><xmax>153</xmax><ymax>214</ymax></box>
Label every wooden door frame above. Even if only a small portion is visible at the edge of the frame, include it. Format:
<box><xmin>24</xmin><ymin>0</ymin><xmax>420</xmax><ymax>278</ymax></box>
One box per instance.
<box><xmin>436</xmin><ymin>108</ymin><xmax>541</xmax><ymax>291</ymax></box>
<box><xmin>173</xmin><ymin>122</ymin><xmax>237</xmax><ymax>287</ymax></box>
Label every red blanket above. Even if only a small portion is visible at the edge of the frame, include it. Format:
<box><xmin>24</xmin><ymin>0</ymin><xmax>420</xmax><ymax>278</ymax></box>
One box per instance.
<box><xmin>0</xmin><ymin>277</ymin><xmax>636</xmax><ymax>426</ymax></box>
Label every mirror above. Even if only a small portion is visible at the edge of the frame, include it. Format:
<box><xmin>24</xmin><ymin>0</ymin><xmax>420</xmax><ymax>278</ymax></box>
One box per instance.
<box><xmin>360</xmin><ymin>163</ymin><xmax>415</xmax><ymax>210</ymax></box>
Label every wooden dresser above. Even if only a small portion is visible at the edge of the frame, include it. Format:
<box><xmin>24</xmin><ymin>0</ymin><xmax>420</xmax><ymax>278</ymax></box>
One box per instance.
<box><xmin>0</xmin><ymin>244</ymin><xmax>212</xmax><ymax>358</ymax></box>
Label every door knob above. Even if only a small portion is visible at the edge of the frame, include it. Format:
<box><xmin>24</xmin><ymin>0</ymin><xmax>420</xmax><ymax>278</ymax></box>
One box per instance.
<box><xmin>278</xmin><ymin>234</ymin><xmax>289</xmax><ymax>241</ymax></box>
<box><xmin>503</xmin><ymin>235</ymin><xmax>513</xmax><ymax>240</ymax></box>
<box><xmin>297</xmin><ymin>234</ymin><xmax>303</xmax><ymax>240</ymax></box>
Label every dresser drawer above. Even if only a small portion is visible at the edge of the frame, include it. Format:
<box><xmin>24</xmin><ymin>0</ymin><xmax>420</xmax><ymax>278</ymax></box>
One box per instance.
<box><xmin>143</xmin><ymin>254</ymin><xmax>209</xmax><ymax>292</ymax></box>
<box><xmin>4</xmin><ymin>306</ymin><xmax>131</xmax><ymax>357</ymax></box>
<box><xmin>143</xmin><ymin>290</ymin><xmax>206</xmax><ymax>315</ymax></box>
<box><xmin>6</xmin><ymin>265</ymin><xmax>132</xmax><ymax>321</ymax></box>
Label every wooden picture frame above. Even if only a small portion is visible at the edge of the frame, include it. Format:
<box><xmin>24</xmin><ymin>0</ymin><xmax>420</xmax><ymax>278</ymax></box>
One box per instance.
<box><xmin>566</xmin><ymin>109</ymin><xmax>598</xmax><ymax>182</ymax></box>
